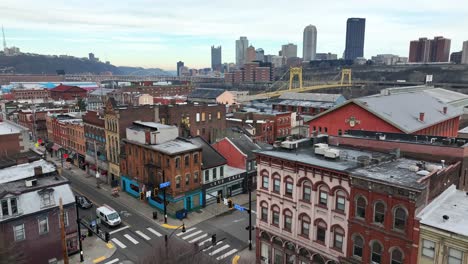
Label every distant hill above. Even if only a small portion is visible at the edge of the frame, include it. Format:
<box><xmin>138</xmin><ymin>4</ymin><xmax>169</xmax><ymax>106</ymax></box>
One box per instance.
<box><xmin>0</xmin><ymin>53</ymin><xmax>172</xmax><ymax>76</ymax></box>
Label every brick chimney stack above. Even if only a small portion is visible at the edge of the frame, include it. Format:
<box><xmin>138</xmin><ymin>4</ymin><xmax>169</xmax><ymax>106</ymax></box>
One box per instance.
<box><xmin>419</xmin><ymin>112</ymin><xmax>425</xmax><ymax>122</ymax></box>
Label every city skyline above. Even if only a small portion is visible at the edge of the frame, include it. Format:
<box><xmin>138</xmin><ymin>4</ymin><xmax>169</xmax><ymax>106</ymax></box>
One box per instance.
<box><xmin>1</xmin><ymin>0</ymin><xmax>467</xmax><ymax>70</ymax></box>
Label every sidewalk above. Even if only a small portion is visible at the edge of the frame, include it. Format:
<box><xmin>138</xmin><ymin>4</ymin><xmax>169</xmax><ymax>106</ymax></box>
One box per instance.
<box><xmin>58</xmin><ymin>229</ymin><xmax>116</xmax><ymax>264</ymax></box>
<box><xmin>233</xmin><ymin>246</ymin><xmax>256</xmax><ymax>264</ymax></box>
<box><xmin>51</xmin><ymin>157</ymin><xmax>257</xmax><ymax>229</ymax></box>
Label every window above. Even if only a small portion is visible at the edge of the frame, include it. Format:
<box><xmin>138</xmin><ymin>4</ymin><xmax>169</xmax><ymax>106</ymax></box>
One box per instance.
<box><xmin>205</xmin><ymin>171</ymin><xmax>209</xmax><ymax>181</ymax></box>
<box><xmin>166</xmin><ymin>158</ymin><xmax>170</xmax><ymax>167</ymax></box>
<box><xmin>175</xmin><ymin>176</ymin><xmax>181</xmax><ymax>189</ymax></box>
<box><xmin>13</xmin><ymin>224</ymin><xmax>25</xmax><ymax>241</ymax></box>
<box><xmin>196</xmin><ymin>113</ymin><xmax>200</xmax><ymax>122</ymax></box>
<box><xmin>356</xmin><ymin>196</ymin><xmax>366</xmax><ymax>218</ymax></box>
<box><xmin>371</xmin><ymin>241</ymin><xmax>382</xmax><ymax>264</ymax></box>
<box><xmin>284</xmin><ymin>210</ymin><xmax>292</xmax><ymax>231</ymax></box>
<box><xmin>391</xmin><ymin>248</ymin><xmax>403</xmax><ymax>264</ymax></box>
<box><xmin>448</xmin><ymin>248</ymin><xmax>463</xmax><ymax>264</ymax></box>
<box><xmin>201</xmin><ymin>112</ymin><xmax>206</xmax><ymax>121</ymax></box>
<box><xmin>212</xmin><ymin>168</ymin><xmax>217</xmax><ymax>180</ymax></box>
<box><xmin>319</xmin><ymin>191</ymin><xmax>328</xmax><ymax>206</ymax></box>
<box><xmin>1</xmin><ymin>199</ymin><xmax>8</xmax><ymax>215</ymax></box>
<box><xmin>185</xmin><ymin>174</ymin><xmax>190</xmax><ymax>186</ymax></box>
<box><xmin>194</xmin><ymin>154</ymin><xmax>199</xmax><ymax>164</ymax></box>
<box><xmin>374</xmin><ymin>202</ymin><xmax>385</xmax><ymax>224</ymax></box>
<box><xmin>300</xmin><ymin>214</ymin><xmax>310</xmax><ymax>238</ymax></box>
<box><xmin>394</xmin><ymin>207</ymin><xmax>407</xmax><ymax>231</ymax></box>
<box><xmin>303</xmin><ymin>185</ymin><xmax>311</xmax><ymax>202</ymax></box>
<box><xmin>333</xmin><ymin>228</ymin><xmax>344</xmax><ymax>250</ymax></box>
<box><xmin>273</xmin><ymin>178</ymin><xmax>280</xmax><ymax>193</ymax></box>
<box><xmin>336</xmin><ymin>196</ymin><xmax>345</xmax><ymax>212</ymax></box>
<box><xmin>285</xmin><ymin>180</ymin><xmax>293</xmax><ymax>197</ymax></box>
<box><xmin>272</xmin><ymin>207</ymin><xmax>280</xmax><ymax>226</ymax></box>
<box><xmin>261</xmin><ymin>203</ymin><xmax>268</xmax><ymax>222</ymax></box>
<box><xmin>208</xmin><ymin>113</ymin><xmax>212</xmax><ymax>120</ymax></box>
<box><xmin>422</xmin><ymin>239</ymin><xmax>435</xmax><ymax>259</ymax></box>
<box><xmin>194</xmin><ymin>172</ymin><xmax>199</xmax><ymax>183</ymax></box>
<box><xmin>262</xmin><ymin>176</ymin><xmax>269</xmax><ymax>189</ymax></box>
<box><xmin>38</xmin><ymin>216</ymin><xmax>49</xmax><ymax>234</ymax></box>
<box><xmin>175</xmin><ymin>157</ymin><xmax>181</xmax><ymax>169</ymax></box>
<box><xmin>184</xmin><ymin>155</ymin><xmax>189</xmax><ymax>167</ymax></box>
<box><xmin>353</xmin><ymin>235</ymin><xmax>363</xmax><ymax>258</ymax></box>
<box><xmin>41</xmin><ymin>192</ymin><xmax>54</xmax><ymax>208</ymax></box>
<box><xmin>220</xmin><ymin>166</ymin><xmax>224</xmax><ymax>177</ymax></box>
<box><xmin>316</xmin><ymin>221</ymin><xmax>326</xmax><ymax>243</ymax></box>
<box><xmin>59</xmin><ymin>211</ymin><xmax>69</xmax><ymax>227</ymax></box>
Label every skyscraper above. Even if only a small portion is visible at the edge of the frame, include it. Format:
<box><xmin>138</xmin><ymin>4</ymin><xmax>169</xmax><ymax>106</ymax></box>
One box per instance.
<box><xmin>177</xmin><ymin>61</ymin><xmax>184</xmax><ymax>76</ymax></box>
<box><xmin>281</xmin><ymin>43</ymin><xmax>298</xmax><ymax>58</ymax></box>
<box><xmin>211</xmin><ymin>46</ymin><xmax>222</xmax><ymax>71</ymax></box>
<box><xmin>344</xmin><ymin>18</ymin><xmax>366</xmax><ymax>60</ymax></box>
<box><xmin>462</xmin><ymin>41</ymin><xmax>468</xmax><ymax>64</ymax></box>
<box><xmin>246</xmin><ymin>45</ymin><xmax>256</xmax><ymax>63</ymax></box>
<box><xmin>255</xmin><ymin>48</ymin><xmax>265</xmax><ymax>62</ymax></box>
<box><xmin>303</xmin><ymin>25</ymin><xmax>317</xmax><ymax>61</ymax></box>
<box><xmin>236</xmin><ymin>37</ymin><xmax>249</xmax><ymax>66</ymax></box>
<box><xmin>408</xmin><ymin>36</ymin><xmax>451</xmax><ymax>63</ymax></box>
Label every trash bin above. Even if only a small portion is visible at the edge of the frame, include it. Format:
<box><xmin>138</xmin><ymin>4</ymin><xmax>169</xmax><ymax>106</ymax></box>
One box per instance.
<box><xmin>175</xmin><ymin>209</ymin><xmax>187</xmax><ymax>220</ymax></box>
<box><xmin>153</xmin><ymin>211</ymin><xmax>158</xmax><ymax>220</ymax></box>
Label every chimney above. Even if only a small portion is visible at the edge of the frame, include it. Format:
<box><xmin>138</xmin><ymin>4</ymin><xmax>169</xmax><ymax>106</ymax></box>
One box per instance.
<box><xmin>34</xmin><ymin>166</ymin><xmax>43</xmax><ymax>176</ymax></box>
<box><xmin>443</xmin><ymin>106</ymin><xmax>447</xmax><ymax>114</ymax></box>
<box><xmin>419</xmin><ymin>112</ymin><xmax>425</xmax><ymax>122</ymax></box>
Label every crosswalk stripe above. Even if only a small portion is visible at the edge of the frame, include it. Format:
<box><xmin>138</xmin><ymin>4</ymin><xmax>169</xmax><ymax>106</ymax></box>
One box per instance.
<box><xmin>203</xmin><ymin>241</ymin><xmax>224</xmax><ymax>252</ymax></box>
<box><xmin>177</xmin><ymin>227</ymin><xmax>196</xmax><ymax>236</ymax></box>
<box><xmin>111</xmin><ymin>238</ymin><xmax>126</xmax><ymax>249</ymax></box>
<box><xmin>136</xmin><ymin>230</ymin><xmax>151</xmax><ymax>240</ymax></box>
<box><xmin>104</xmin><ymin>259</ymin><xmax>120</xmax><ymax>264</ymax></box>
<box><xmin>109</xmin><ymin>225</ymin><xmax>129</xmax><ymax>235</ymax></box>
<box><xmin>147</xmin><ymin>227</ymin><xmax>162</xmax><ymax>237</ymax></box>
<box><xmin>209</xmin><ymin>244</ymin><xmax>230</xmax><ymax>256</ymax></box>
<box><xmin>198</xmin><ymin>237</ymin><xmax>212</xmax><ymax>246</ymax></box>
<box><xmin>216</xmin><ymin>249</ymin><xmax>238</xmax><ymax>260</ymax></box>
<box><xmin>124</xmin><ymin>234</ymin><xmax>139</xmax><ymax>244</ymax></box>
<box><xmin>189</xmin><ymin>233</ymin><xmax>207</xmax><ymax>243</ymax></box>
<box><xmin>182</xmin><ymin>230</ymin><xmax>203</xmax><ymax>240</ymax></box>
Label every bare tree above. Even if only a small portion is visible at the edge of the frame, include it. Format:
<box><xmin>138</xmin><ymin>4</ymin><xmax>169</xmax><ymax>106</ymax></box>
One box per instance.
<box><xmin>138</xmin><ymin>238</ymin><xmax>230</xmax><ymax>264</ymax></box>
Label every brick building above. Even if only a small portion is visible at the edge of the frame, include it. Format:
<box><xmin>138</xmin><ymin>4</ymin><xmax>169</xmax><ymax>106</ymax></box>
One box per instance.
<box><xmin>118</xmin><ymin>85</ymin><xmax>193</xmax><ymax>97</ymax></box>
<box><xmin>234</xmin><ymin>70</ymin><xmax>244</xmax><ymax>83</ymax></box>
<box><xmin>0</xmin><ymin>159</ymin><xmax>78</xmax><ymax>263</ymax></box>
<box><xmin>153</xmin><ymin>96</ymin><xmax>187</xmax><ymax>105</ymax></box>
<box><xmin>409</xmin><ymin>36</ymin><xmax>451</xmax><ymax>63</ymax></box>
<box><xmin>17</xmin><ymin>108</ymin><xmax>67</xmax><ymax>141</ymax></box>
<box><xmin>255</xmin><ymin>67</ymin><xmax>271</xmax><ymax>83</ymax></box>
<box><xmin>49</xmin><ymin>84</ymin><xmax>87</xmax><ymax>101</ymax></box>
<box><xmin>224</xmin><ymin>72</ymin><xmax>234</xmax><ymax>83</ymax></box>
<box><xmin>82</xmin><ymin>111</ymin><xmax>108</xmax><ymax>179</ymax></box>
<box><xmin>187</xmin><ymin>88</ymin><xmax>225</xmax><ymax>104</ymax></box>
<box><xmin>0</xmin><ymin>121</ymin><xmax>31</xmax><ymax>159</ymax></box>
<box><xmin>309</xmin><ymin>92</ymin><xmax>461</xmax><ymax>137</ymax></box>
<box><xmin>11</xmin><ymin>88</ymin><xmax>50</xmax><ymax>102</ymax></box>
<box><xmin>120</xmin><ymin>121</ymin><xmax>203</xmax><ymax>213</ymax></box>
<box><xmin>244</xmin><ymin>62</ymin><xmax>259</xmax><ymax>83</ymax></box>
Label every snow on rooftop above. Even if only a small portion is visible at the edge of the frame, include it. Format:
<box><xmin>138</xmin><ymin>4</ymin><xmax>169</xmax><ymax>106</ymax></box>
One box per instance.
<box><xmin>0</xmin><ymin>159</ymin><xmax>56</xmax><ymax>184</ymax></box>
<box><xmin>133</xmin><ymin>121</ymin><xmax>176</xmax><ymax>129</ymax></box>
<box><xmin>418</xmin><ymin>185</ymin><xmax>468</xmax><ymax>237</ymax></box>
<box><xmin>150</xmin><ymin>139</ymin><xmax>200</xmax><ymax>155</ymax></box>
<box><xmin>225</xmin><ymin>165</ymin><xmax>246</xmax><ymax>177</ymax></box>
<box><xmin>0</xmin><ymin>121</ymin><xmax>24</xmax><ymax>135</ymax></box>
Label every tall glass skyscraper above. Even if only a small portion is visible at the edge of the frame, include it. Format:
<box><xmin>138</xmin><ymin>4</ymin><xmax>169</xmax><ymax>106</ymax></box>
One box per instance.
<box><xmin>211</xmin><ymin>46</ymin><xmax>222</xmax><ymax>71</ymax></box>
<box><xmin>236</xmin><ymin>37</ymin><xmax>249</xmax><ymax>66</ymax></box>
<box><xmin>303</xmin><ymin>25</ymin><xmax>317</xmax><ymax>61</ymax></box>
<box><xmin>344</xmin><ymin>18</ymin><xmax>366</xmax><ymax>60</ymax></box>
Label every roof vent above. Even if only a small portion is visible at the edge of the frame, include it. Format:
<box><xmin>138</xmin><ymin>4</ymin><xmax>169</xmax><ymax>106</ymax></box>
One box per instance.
<box><xmin>442</xmin><ymin>215</ymin><xmax>449</xmax><ymax>221</ymax></box>
<box><xmin>443</xmin><ymin>106</ymin><xmax>447</xmax><ymax>114</ymax></box>
<box><xmin>419</xmin><ymin>112</ymin><xmax>425</xmax><ymax>122</ymax></box>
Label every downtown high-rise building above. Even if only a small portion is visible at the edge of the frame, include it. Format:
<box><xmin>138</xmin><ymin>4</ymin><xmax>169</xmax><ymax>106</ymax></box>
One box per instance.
<box><xmin>344</xmin><ymin>18</ymin><xmax>366</xmax><ymax>60</ymax></box>
<box><xmin>281</xmin><ymin>43</ymin><xmax>298</xmax><ymax>58</ymax></box>
<box><xmin>303</xmin><ymin>25</ymin><xmax>317</xmax><ymax>61</ymax></box>
<box><xmin>236</xmin><ymin>36</ymin><xmax>249</xmax><ymax>66</ymax></box>
<box><xmin>255</xmin><ymin>48</ymin><xmax>265</xmax><ymax>62</ymax></box>
<box><xmin>177</xmin><ymin>61</ymin><xmax>184</xmax><ymax>76</ymax></box>
<box><xmin>211</xmin><ymin>45</ymin><xmax>222</xmax><ymax>71</ymax></box>
<box><xmin>461</xmin><ymin>40</ymin><xmax>468</xmax><ymax>64</ymax></box>
<box><xmin>246</xmin><ymin>45</ymin><xmax>256</xmax><ymax>63</ymax></box>
<box><xmin>408</xmin><ymin>36</ymin><xmax>451</xmax><ymax>63</ymax></box>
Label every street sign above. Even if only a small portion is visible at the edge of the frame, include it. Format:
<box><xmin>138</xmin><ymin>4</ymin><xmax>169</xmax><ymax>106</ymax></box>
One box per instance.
<box><xmin>234</xmin><ymin>204</ymin><xmax>245</xmax><ymax>212</ymax></box>
<box><xmin>160</xmin><ymin>181</ymin><xmax>171</xmax><ymax>189</ymax></box>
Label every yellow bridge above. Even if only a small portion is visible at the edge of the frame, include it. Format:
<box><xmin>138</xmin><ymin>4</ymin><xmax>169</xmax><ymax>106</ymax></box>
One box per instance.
<box><xmin>244</xmin><ymin>67</ymin><xmax>353</xmax><ymax>101</ymax></box>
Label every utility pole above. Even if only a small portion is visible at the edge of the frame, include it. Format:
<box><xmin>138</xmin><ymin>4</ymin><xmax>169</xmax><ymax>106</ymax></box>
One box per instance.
<box><xmin>94</xmin><ymin>140</ymin><xmax>101</xmax><ymax>189</ymax></box>
<box><xmin>59</xmin><ymin>198</ymin><xmax>69</xmax><ymax>264</ymax></box>
<box><xmin>248</xmin><ymin>173</ymin><xmax>252</xmax><ymax>251</ymax></box>
<box><xmin>75</xmin><ymin>195</ymin><xmax>84</xmax><ymax>262</ymax></box>
<box><xmin>163</xmin><ymin>170</ymin><xmax>167</xmax><ymax>224</ymax></box>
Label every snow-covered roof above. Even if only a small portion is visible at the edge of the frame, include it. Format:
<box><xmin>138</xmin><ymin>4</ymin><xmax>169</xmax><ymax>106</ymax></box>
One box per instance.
<box><xmin>149</xmin><ymin>139</ymin><xmax>201</xmax><ymax>155</ymax></box>
<box><xmin>0</xmin><ymin>121</ymin><xmax>27</xmax><ymax>135</ymax></box>
<box><xmin>225</xmin><ymin>165</ymin><xmax>246</xmax><ymax>177</ymax></box>
<box><xmin>417</xmin><ymin>185</ymin><xmax>468</xmax><ymax>237</ymax></box>
<box><xmin>0</xmin><ymin>159</ymin><xmax>56</xmax><ymax>184</ymax></box>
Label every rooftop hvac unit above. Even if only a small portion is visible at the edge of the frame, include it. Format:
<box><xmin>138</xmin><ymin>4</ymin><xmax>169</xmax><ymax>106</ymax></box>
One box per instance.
<box><xmin>314</xmin><ymin>143</ymin><xmax>328</xmax><ymax>155</ymax></box>
<box><xmin>25</xmin><ymin>179</ymin><xmax>37</xmax><ymax>187</ymax></box>
<box><xmin>324</xmin><ymin>148</ymin><xmax>340</xmax><ymax>159</ymax></box>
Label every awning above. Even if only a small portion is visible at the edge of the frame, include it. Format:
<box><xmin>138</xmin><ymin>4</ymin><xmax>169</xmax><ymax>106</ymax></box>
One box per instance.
<box><xmin>90</xmin><ymin>165</ymin><xmax>97</xmax><ymax>171</ymax></box>
<box><xmin>52</xmin><ymin>144</ymin><xmax>61</xmax><ymax>151</ymax></box>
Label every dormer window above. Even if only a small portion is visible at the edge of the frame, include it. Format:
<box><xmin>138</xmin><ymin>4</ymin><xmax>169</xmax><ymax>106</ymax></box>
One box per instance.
<box><xmin>38</xmin><ymin>189</ymin><xmax>55</xmax><ymax>208</ymax></box>
<box><xmin>0</xmin><ymin>197</ymin><xmax>19</xmax><ymax>218</ymax></box>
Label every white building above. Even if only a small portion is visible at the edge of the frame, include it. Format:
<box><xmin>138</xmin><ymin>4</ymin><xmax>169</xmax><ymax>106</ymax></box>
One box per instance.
<box><xmin>462</xmin><ymin>40</ymin><xmax>468</xmax><ymax>64</ymax></box>
<box><xmin>303</xmin><ymin>25</ymin><xmax>317</xmax><ymax>61</ymax></box>
<box><xmin>371</xmin><ymin>54</ymin><xmax>408</xmax><ymax>65</ymax></box>
<box><xmin>281</xmin><ymin>43</ymin><xmax>298</xmax><ymax>59</ymax></box>
<box><xmin>236</xmin><ymin>36</ymin><xmax>249</xmax><ymax>66</ymax></box>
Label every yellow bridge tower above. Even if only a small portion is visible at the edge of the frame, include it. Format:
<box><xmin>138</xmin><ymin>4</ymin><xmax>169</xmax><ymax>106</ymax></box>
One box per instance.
<box><xmin>289</xmin><ymin>67</ymin><xmax>303</xmax><ymax>90</ymax></box>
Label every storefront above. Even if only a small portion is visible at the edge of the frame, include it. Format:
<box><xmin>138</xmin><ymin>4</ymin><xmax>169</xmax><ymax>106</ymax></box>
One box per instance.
<box><xmin>202</xmin><ymin>167</ymin><xmax>246</xmax><ymax>207</ymax></box>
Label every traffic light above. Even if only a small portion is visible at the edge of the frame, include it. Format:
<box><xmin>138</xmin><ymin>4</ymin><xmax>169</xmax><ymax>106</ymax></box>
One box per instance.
<box><xmin>228</xmin><ymin>199</ymin><xmax>233</xmax><ymax>209</ymax></box>
<box><xmin>182</xmin><ymin>223</ymin><xmax>186</xmax><ymax>233</ymax></box>
<box><xmin>140</xmin><ymin>192</ymin><xmax>145</xmax><ymax>200</ymax></box>
<box><xmin>211</xmin><ymin>234</ymin><xmax>217</xmax><ymax>245</ymax></box>
<box><xmin>105</xmin><ymin>232</ymin><xmax>110</xmax><ymax>243</ymax></box>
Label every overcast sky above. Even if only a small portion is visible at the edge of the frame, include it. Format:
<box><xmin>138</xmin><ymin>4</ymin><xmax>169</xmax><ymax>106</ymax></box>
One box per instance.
<box><xmin>1</xmin><ymin>0</ymin><xmax>467</xmax><ymax>70</ymax></box>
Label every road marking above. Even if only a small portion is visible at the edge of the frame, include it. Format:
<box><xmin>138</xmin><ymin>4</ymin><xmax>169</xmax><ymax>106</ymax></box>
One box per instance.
<box><xmin>182</xmin><ymin>230</ymin><xmax>203</xmax><ymax>240</ymax></box>
<box><xmin>93</xmin><ymin>256</ymin><xmax>106</xmax><ymax>263</ymax></box>
<box><xmin>198</xmin><ymin>237</ymin><xmax>212</xmax><ymax>246</ymax></box>
<box><xmin>106</xmin><ymin>243</ymin><xmax>114</xmax><ymax>249</ymax></box>
<box><xmin>147</xmin><ymin>227</ymin><xmax>162</xmax><ymax>237</ymax></box>
<box><xmin>109</xmin><ymin>225</ymin><xmax>130</xmax><ymax>235</ymax></box>
<box><xmin>136</xmin><ymin>230</ymin><xmax>151</xmax><ymax>240</ymax></box>
<box><xmin>203</xmin><ymin>241</ymin><xmax>224</xmax><ymax>251</ymax></box>
<box><xmin>189</xmin><ymin>233</ymin><xmax>207</xmax><ymax>243</ymax></box>
<box><xmin>209</xmin><ymin>244</ymin><xmax>230</xmax><ymax>256</ymax></box>
<box><xmin>111</xmin><ymin>238</ymin><xmax>126</xmax><ymax>249</ymax></box>
<box><xmin>124</xmin><ymin>234</ymin><xmax>139</xmax><ymax>244</ymax></box>
<box><xmin>177</xmin><ymin>227</ymin><xmax>196</xmax><ymax>236</ymax></box>
<box><xmin>232</xmin><ymin>255</ymin><xmax>240</xmax><ymax>264</ymax></box>
<box><xmin>217</xmin><ymin>249</ymin><xmax>238</xmax><ymax>260</ymax></box>
<box><xmin>104</xmin><ymin>259</ymin><xmax>120</xmax><ymax>264</ymax></box>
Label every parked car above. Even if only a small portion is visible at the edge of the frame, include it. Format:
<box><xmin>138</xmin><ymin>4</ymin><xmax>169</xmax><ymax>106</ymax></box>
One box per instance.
<box><xmin>77</xmin><ymin>196</ymin><xmax>93</xmax><ymax>209</ymax></box>
<box><xmin>96</xmin><ymin>205</ymin><xmax>121</xmax><ymax>227</ymax></box>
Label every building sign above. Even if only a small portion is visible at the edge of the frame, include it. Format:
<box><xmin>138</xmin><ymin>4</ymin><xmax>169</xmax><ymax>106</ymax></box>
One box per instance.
<box><xmin>345</xmin><ymin>116</ymin><xmax>361</xmax><ymax>127</ymax></box>
<box><xmin>203</xmin><ymin>173</ymin><xmax>244</xmax><ymax>189</ymax></box>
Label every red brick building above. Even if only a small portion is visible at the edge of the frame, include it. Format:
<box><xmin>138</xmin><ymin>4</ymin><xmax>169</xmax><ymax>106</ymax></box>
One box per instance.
<box><xmin>254</xmin><ymin>67</ymin><xmax>271</xmax><ymax>83</ymax></box>
<box><xmin>244</xmin><ymin>62</ymin><xmax>259</xmax><ymax>83</ymax></box>
<box><xmin>0</xmin><ymin>121</ymin><xmax>30</xmax><ymax>159</ymax></box>
<box><xmin>309</xmin><ymin>92</ymin><xmax>461</xmax><ymax>137</ymax></box>
<box><xmin>17</xmin><ymin>108</ymin><xmax>67</xmax><ymax>141</ymax></box>
<box><xmin>234</xmin><ymin>70</ymin><xmax>243</xmax><ymax>83</ymax></box>
<box><xmin>224</xmin><ymin>72</ymin><xmax>234</xmax><ymax>83</ymax></box>
<box><xmin>11</xmin><ymin>88</ymin><xmax>50</xmax><ymax>102</ymax></box>
<box><xmin>49</xmin><ymin>84</ymin><xmax>87</xmax><ymax>101</ymax></box>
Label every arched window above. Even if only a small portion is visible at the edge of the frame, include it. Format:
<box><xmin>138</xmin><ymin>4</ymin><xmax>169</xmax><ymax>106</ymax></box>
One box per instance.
<box><xmin>184</xmin><ymin>155</ymin><xmax>190</xmax><ymax>167</ymax></box>
<box><xmin>284</xmin><ymin>177</ymin><xmax>293</xmax><ymax>197</ymax></box>
<box><xmin>371</xmin><ymin>241</ymin><xmax>383</xmax><ymax>264</ymax></box>
<box><xmin>262</xmin><ymin>173</ymin><xmax>269</xmax><ymax>190</ymax></box>
<box><xmin>271</xmin><ymin>205</ymin><xmax>280</xmax><ymax>226</ymax></box>
<box><xmin>353</xmin><ymin>235</ymin><xmax>364</xmax><ymax>258</ymax></box>
<box><xmin>318</xmin><ymin>185</ymin><xmax>329</xmax><ymax>207</ymax></box>
<box><xmin>175</xmin><ymin>176</ymin><xmax>181</xmax><ymax>189</ymax></box>
<box><xmin>283</xmin><ymin>209</ymin><xmax>292</xmax><ymax>231</ymax></box>
<box><xmin>332</xmin><ymin>225</ymin><xmax>345</xmax><ymax>251</ymax></box>
<box><xmin>315</xmin><ymin>219</ymin><xmax>327</xmax><ymax>243</ymax></box>
<box><xmin>356</xmin><ymin>196</ymin><xmax>367</xmax><ymax>219</ymax></box>
<box><xmin>335</xmin><ymin>191</ymin><xmax>346</xmax><ymax>212</ymax></box>
<box><xmin>299</xmin><ymin>214</ymin><xmax>311</xmax><ymax>238</ymax></box>
<box><xmin>175</xmin><ymin>157</ymin><xmax>181</xmax><ymax>169</ymax></box>
<box><xmin>394</xmin><ymin>207</ymin><xmax>407</xmax><ymax>231</ymax></box>
<box><xmin>273</xmin><ymin>175</ymin><xmax>281</xmax><ymax>193</ymax></box>
<box><xmin>260</xmin><ymin>201</ymin><xmax>268</xmax><ymax>222</ymax></box>
<box><xmin>391</xmin><ymin>248</ymin><xmax>403</xmax><ymax>264</ymax></box>
<box><xmin>302</xmin><ymin>181</ymin><xmax>312</xmax><ymax>202</ymax></box>
<box><xmin>374</xmin><ymin>201</ymin><xmax>385</xmax><ymax>224</ymax></box>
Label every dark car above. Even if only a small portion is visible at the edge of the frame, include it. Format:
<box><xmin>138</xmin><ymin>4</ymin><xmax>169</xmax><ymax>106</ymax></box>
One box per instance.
<box><xmin>77</xmin><ymin>196</ymin><xmax>93</xmax><ymax>209</ymax></box>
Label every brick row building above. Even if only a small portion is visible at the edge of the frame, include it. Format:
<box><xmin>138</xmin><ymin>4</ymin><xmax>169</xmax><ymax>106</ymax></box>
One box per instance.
<box><xmin>11</xmin><ymin>88</ymin><xmax>50</xmax><ymax>102</ymax></box>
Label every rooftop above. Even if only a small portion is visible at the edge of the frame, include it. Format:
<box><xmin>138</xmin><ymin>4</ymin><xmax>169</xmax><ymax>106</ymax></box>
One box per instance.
<box><xmin>188</xmin><ymin>88</ymin><xmax>225</xmax><ymax>99</ymax></box>
<box><xmin>0</xmin><ymin>121</ymin><xmax>27</xmax><ymax>135</ymax></box>
<box><xmin>279</xmin><ymin>92</ymin><xmax>344</xmax><ymax>103</ymax></box>
<box><xmin>226</xmin><ymin>134</ymin><xmax>262</xmax><ymax>159</ymax></box>
<box><xmin>275</xmin><ymin>99</ymin><xmax>335</xmax><ymax>108</ymax></box>
<box><xmin>187</xmin><ymin>137</ymin><xmax>226</xmax><ymax>169</ymax></box>
<box><xmin>132</xmin><ymin>121</ymin><xmax>177</xmax><ymax>130</ymax></box>
<box><xmin>417</xmin><ymin>185</ymin><xmax>468</xmax><ymax>237</ymax></box>
<box><xmin>147</xmin><ymin>138</ymin><xmax>201</xmax><ymax>155</ymax></box>
<box><xmin>0</xmin><ymin>159</ymin><xmax>56</xmax><ymax>184</ymax></box>
<box><xmin>225</xmin><ymin>165</ymin><xmax>246</xmax><ymax>177</ymax></box>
